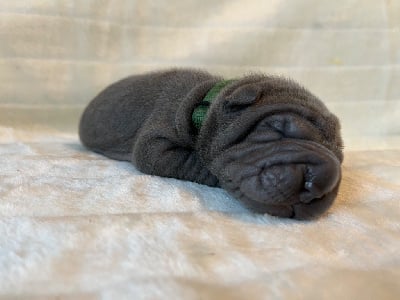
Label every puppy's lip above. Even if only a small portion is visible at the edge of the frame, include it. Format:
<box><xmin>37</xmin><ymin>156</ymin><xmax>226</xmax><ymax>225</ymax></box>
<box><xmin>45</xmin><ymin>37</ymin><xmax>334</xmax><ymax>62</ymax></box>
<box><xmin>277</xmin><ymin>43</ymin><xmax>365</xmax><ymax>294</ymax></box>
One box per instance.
<box><xmin>292</xmin><ymin>188</ymin><xmax>338</xmax><ymax>220</ymax></box>
<box><xmin>243</xmin><ymin>187</ymin><xmax>338</xmax><ymax>220</ymax></box>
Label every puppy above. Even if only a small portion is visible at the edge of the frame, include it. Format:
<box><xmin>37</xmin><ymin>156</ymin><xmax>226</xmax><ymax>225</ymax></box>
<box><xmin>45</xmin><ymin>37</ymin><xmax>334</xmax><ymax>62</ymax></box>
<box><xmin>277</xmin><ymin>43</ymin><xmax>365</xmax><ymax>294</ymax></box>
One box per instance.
<box><xmin>79</xmin><ymin>69</ymin><xmax>343</xmax><ymax>219</ymax></box>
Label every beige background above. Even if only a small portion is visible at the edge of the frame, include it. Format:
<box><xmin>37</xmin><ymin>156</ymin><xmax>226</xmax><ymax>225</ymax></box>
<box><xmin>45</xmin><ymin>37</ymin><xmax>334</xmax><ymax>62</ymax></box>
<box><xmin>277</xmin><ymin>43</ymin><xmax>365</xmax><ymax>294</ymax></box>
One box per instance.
<box><xmin>1</xmin><ymin>0</ymin><xmax>399</xmax><ymax>149</ymax></box>
<box><xmin>0</xmin><ymin>1</ymin><xmax>399</xmax><ymax>299</ymax></box>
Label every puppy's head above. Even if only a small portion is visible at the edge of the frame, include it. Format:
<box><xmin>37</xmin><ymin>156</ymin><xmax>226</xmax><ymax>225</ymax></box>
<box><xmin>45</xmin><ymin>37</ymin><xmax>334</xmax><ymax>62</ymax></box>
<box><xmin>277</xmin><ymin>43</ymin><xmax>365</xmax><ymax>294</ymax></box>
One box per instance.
<box><xmin>198</xmin><ymin>75</ymin><xmax>343</xmax><ymax>219</ymax></box>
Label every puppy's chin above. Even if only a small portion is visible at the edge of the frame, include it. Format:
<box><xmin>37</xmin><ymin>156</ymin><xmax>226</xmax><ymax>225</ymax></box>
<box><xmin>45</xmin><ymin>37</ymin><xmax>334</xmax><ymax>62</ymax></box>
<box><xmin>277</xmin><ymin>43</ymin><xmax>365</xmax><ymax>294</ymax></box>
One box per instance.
<box><xmin>218</xmin><ymin>140</ymin><xmax>342</xmax><ymax>220</ymax></box>
<box><xmin>238</xmin><ymin>186</ymin><xmax>339</xmax><ymax>220</ymax></box>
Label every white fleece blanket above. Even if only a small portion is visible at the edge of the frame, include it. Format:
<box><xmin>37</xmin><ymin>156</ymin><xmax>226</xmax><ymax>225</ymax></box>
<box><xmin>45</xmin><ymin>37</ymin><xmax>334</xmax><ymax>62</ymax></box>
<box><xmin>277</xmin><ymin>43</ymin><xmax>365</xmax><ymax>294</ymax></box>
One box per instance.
<box><xmin>1</xmin><ymin>128</ymin><xmax>399</xmax><ymax>299</ymax></box>
<box><xmin>1</xmin><ymin>0</ymin><xmax>400</xmax><ymax>299</ymax></box>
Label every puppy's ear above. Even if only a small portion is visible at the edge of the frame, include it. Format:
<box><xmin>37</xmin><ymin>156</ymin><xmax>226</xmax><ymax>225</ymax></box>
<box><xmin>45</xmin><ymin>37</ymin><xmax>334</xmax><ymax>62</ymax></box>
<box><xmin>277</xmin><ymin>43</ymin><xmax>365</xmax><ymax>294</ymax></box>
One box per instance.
<box><xmin>223</xmin><ymin>86</ymin><xmax>262</xmax><ymax>113</ymax></box>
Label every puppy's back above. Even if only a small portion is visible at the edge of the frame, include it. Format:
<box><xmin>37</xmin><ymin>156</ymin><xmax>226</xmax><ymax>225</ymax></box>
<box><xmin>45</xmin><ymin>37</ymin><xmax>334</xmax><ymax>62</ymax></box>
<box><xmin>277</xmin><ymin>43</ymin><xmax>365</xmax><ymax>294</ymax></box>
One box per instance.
<box><xmin>79</xmin><ymin>68</ymin><xmax>215</xmax><ymax>160</ymax></box>
<box><xmin>79</xmin><ymin>72</ymin><xmax>167</xmax><ymax>160</ymax></box>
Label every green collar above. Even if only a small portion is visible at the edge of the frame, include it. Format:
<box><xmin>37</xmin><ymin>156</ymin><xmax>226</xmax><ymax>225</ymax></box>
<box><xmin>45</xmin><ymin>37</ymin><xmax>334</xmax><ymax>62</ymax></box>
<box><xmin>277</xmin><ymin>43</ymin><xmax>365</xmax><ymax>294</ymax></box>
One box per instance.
<box><xmin>192</xmin><ymin>79</ymin><xmax>235</xmax><ymax>130</ymax></box>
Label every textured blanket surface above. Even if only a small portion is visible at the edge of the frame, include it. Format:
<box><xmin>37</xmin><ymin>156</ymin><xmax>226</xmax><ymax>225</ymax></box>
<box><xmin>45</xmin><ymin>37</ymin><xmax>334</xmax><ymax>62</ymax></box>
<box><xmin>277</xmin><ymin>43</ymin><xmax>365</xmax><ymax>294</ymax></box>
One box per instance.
<box><xmin>1</xmin><ymin>0</ymin><xmax>399</xmax><ymax>299</ymax></box>
<box><xmin>1</xmin><ymin>128</ymin><xmax>399</xmax><ymax>299</ymax></box>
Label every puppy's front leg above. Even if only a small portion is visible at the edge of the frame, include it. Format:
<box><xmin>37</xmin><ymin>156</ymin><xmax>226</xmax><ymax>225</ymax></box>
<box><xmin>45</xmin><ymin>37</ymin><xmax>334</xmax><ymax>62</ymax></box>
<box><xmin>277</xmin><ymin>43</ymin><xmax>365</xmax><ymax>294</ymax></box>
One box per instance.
<box><xmin>132</xmin><ymin>133</ymin><xmax>218</xmax><ymax>187</ymax></box>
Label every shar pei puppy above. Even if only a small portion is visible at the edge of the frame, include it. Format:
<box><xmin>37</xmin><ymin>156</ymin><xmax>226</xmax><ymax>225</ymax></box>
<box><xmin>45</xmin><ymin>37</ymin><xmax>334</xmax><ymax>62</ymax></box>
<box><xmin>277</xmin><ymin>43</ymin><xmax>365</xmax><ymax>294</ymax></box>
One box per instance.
<box><xmin>79</xmin><ymin>69</ymin><xmax>343</xmax><ymax>220</ymax></box>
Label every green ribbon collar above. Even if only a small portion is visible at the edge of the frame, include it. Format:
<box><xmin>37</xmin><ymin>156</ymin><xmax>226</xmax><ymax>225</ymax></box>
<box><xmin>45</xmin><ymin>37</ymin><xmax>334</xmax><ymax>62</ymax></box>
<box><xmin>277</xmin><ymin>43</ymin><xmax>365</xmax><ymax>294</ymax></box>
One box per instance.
<box><xmin>192</xmin><ymin>79</ymin><xmax>235</xmax><ymax>130</ymax></box>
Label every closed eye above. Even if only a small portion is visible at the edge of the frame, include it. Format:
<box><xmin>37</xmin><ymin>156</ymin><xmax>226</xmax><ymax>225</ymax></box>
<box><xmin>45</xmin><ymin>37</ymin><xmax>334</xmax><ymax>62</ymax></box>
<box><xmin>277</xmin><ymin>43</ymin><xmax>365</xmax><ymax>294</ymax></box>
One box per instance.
<box><xmin>249</xmin><ymin>113</ymin><xmax>324</xmax><ymax>143</ymax></box>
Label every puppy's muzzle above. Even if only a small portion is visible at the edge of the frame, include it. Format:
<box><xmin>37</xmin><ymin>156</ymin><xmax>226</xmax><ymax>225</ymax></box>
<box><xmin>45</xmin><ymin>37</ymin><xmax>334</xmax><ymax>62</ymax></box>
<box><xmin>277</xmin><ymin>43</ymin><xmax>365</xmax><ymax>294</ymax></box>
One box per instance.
<box><xmin>219</xmin><ymin>140</ymin><xmax>341</xmax><ymax>220</ymax></box>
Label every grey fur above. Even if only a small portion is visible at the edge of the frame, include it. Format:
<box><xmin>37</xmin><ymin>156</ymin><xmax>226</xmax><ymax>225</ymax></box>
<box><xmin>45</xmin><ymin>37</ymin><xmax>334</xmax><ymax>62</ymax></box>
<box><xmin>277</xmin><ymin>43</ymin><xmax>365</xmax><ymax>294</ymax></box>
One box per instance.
<box><xmin>79</xmin><ymin>68</ymin><xmax>343</xmax><ymax>219</ymax></box>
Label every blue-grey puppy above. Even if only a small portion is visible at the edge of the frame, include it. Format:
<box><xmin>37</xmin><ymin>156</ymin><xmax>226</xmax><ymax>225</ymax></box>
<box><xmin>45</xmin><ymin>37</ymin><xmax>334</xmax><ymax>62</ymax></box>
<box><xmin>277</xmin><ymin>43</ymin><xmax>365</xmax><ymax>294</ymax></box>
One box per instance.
<box><xmin>79</xmin><ymin>69</ymin><xmax>343</xmax><ymax>219</ymax></box>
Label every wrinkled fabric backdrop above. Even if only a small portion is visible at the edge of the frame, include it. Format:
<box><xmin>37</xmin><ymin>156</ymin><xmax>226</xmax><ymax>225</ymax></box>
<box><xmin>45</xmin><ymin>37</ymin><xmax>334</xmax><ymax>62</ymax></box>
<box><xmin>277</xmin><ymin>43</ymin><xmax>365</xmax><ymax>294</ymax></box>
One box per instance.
<box><xmin>0</xmin><ymin>1</ymin><xmax>399</xmax><ymax>299</ymax></box>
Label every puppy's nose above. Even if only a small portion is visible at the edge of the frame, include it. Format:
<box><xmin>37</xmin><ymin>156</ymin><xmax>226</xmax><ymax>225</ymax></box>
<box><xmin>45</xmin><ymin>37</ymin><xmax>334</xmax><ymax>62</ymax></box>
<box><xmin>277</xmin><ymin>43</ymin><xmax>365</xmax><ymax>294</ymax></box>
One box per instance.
<box><xmin>299</xmin><ymin>156</ymin><xmax>341</xmax><ymax>204</ymax></box>
<box><xmin>290</xmin><ymin>153</ymin><xmax>341</xmax><ymax>220</ymax></box>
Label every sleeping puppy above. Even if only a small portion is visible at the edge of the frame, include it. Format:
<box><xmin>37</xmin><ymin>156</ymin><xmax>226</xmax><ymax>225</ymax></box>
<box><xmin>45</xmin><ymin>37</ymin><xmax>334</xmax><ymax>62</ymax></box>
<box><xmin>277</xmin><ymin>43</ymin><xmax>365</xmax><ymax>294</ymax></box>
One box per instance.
<box><xmin>79</xmin><ymin>68</ymin><xmax>343</xmax><ymax>219</ymax></box>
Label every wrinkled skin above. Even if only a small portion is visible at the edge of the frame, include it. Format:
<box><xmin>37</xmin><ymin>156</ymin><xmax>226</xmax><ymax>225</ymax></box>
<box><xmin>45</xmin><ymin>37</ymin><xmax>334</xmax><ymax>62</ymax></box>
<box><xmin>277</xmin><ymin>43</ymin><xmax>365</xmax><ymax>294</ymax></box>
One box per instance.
<box><xmin>79</xmin><ymin>69</ymin><xmax>343</xmax><ymax>220</ymax></box>
<box><xmin>198</xmin><ymin>76</ymin><xmax>343</xmax><ymax>219</ymax></box>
